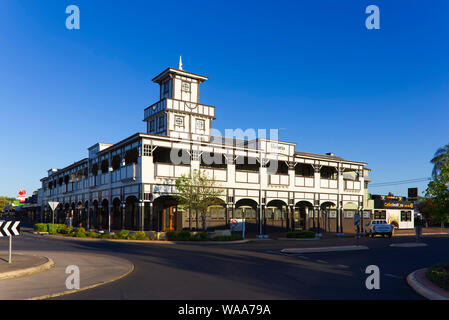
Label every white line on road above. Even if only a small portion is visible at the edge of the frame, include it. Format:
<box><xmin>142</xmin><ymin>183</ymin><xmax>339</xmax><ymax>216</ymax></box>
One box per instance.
<box><xmin>316</xmin><ymin>260</ymin><xmax>328</xmax><ymax>264</ymax></box>
<box><xmin>337</xmin><ymin>264</ymin><xmax>349</xmax><ymax>268</ymax></box>
<box><xmin>385</xmin><ymin>273</ymin><xmax>403</xmax><ymax>279</ymax></box>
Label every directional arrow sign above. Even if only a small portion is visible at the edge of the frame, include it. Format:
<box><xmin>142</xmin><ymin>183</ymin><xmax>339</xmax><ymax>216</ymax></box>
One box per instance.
<box><xmin>0</xmin><ymin>221</ymin><xmax>20</xmax><ymax>237</ymax></box>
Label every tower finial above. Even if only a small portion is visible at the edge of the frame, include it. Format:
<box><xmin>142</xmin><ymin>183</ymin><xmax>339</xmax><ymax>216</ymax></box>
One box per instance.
<box><xmin>178</xmin><ymin>56</ymin><xmax>183</xmax><ymax>70</ymax></box>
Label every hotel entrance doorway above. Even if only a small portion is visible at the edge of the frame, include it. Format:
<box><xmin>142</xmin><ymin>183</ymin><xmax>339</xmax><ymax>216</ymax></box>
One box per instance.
<box><xmin>163</xmin><ymin>206</ymin><xmax>176</xmax><ymax>231</ymax></box>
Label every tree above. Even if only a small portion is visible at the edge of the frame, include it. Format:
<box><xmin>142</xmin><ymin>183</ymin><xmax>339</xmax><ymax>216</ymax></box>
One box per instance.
<box><xmin>426</xmin><ymin>157</ymin><xmax>449</xmax><ymax>228</ymax></box>
<box><xmin>175</xmin><ymin>169</ymin><xmax>223</xmax><ymax>231</ymax></box>
<box><xmin>431</xmin><ymin>144</ymin><xmax>449</xmax><ymax>178</ymax></box>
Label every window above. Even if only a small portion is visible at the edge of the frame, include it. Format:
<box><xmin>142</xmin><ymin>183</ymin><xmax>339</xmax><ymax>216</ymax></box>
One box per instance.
<box><xmin>112</xmin><ymin>155</ymin><xmax>121</xmax><ymax>170</ymax></box>
<box><xmin>158</xmin><ymin>115</ymin><xmax>165</xmax><ymax>129</ymax></box>
<box><xmin>150</xmin><ymin>119</ymin><xmax>155</xmax><ymax>132</ymax></box>
<box><xmin>401</xmin><ymin>211</ymin><xmax>412</xmax><ymax>222</ymax></box>
<box><xmin>363</xmin><ymin>210</ymin><xmax>371</xmax><ymax>219</ymax></box>
<box><xmin>196</xmin><ymin>119</ymin><xmax>205</xmax><ymax>130</ymax></box>
<box><xmin>143</xmin><ymin>145</ymin><xmax>151</xmax><ymax>157</ymax></box>
<box><xmin>175</xmin><ymin>116</ymin><xmax>184</xmax><ymax>127</ymax></box>
<box><xmin>374</xmin><ymin>210</ymin><xmax>386</xmax><ymax>220</ymax></box>
<box><xmin>209</xmin><ymin>207</ymin><xmax>225</xmax><ymax>219</ymax></box>
<box><xmin>344</xmin><ymin>210</ymin><xmax>355</xmax><ymax>218</ymax></box>
<box><xmin>329</xmin><ymin>210</ymin><xmax>337</xmax><ymax>218</ymax></box>
<box><xmin>181</xmin><ymin>82</ymin><xmax>191</xmax><ymax>92</ymax></box>
<box><xmin>320</xmin><ymin>166</ymin><xmax>337</xmax><ymax>180</ymax></box>
<box><xmin>124</xmin><ymin>148</ymin><xmax>139</xmax><ymax>165</ymax></box>
<box><xmin>295</xmin><ymin>163</ymin><xmax>314</xmax><ymax>177</ymax></box>
<box><xmin>101</xmin><ymin>160</ymin><xmax>109</xmax><ymax>174</ymax></box>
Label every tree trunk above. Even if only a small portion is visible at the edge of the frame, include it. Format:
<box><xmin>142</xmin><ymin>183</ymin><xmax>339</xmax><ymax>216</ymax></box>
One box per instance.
<box><xmin>195</xmin><ymin>210</ymin><xmax>199</xmax><ymax>230</ymax></box>
<box><xmin>202</xmin><ymin>215</ymin><xmax>206</xmax><ymax>232</ymax></box>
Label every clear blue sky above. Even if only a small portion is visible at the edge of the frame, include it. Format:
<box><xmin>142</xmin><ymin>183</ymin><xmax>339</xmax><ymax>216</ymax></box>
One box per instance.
<box><xmin>1</xmin><ymin>0</ymin><xmax>448</xmax><ymax>198</ymax></box>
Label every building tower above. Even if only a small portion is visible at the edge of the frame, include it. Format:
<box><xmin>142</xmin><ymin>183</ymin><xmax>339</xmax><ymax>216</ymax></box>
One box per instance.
<box><xmin>143</xmin><ymin>59</ymin><xmax>216</xmax><ymax>142</ymax></box>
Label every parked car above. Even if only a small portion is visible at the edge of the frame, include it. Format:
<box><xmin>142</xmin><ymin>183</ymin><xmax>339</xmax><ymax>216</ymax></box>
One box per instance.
<box><xmin>366</xmin><ymin>219</ymin><xmax>393</xmax><ymax>238</ymax></box>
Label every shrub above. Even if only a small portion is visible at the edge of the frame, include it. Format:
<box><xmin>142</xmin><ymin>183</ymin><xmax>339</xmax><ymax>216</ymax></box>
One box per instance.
<box><xmin>286</xmin><ymin>231</ymin><xmax>315</xmax><ymax>239</ymax></box>
<box><xmin>118</xmin><ymin>230</ymin><xmax>130</xmax><ymax>239</ymax></box>
<box><xmin>101</xmin><ymin>233</ymin><xmax>118</xmax><ymax>239</ymax></box>
<box><xmin>426</xmin><ymin>264</ymin><xmax>449</xmax><ymax>291</ymax></box>
<box><xmin>73</xmin><ymin>227</ymin><xmax>87</xmax><ymax>238</ymax></box>
<box><xmin>87</xmin><ymin>231</ymin><xmax>100</xmax><ymax>238</ymax></box>
<box><xmin>128</xmin><ymin>231</ymin><xmax>148</xmax><ymax>240</ymax></box>
<box><xmin>190</xmin><ymin>232</ymin><xmax>209</xmax><ymax>241</ymax></box>
<box><xmin>34</xmin><ymin>223</ymin><xmax>47</xmax><ymax>232</ymax></box>
<box><xmin>176</xmin><ymin>230</ymin><xmax>192</xmax><ymax>241</ymax></box>
<box><xmin>166</xmin><ymin>231</ymin><xmax>178</xmax><ymax>241</ymax></box>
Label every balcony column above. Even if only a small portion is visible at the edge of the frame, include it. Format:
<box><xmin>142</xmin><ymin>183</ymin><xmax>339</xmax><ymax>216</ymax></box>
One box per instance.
<box><xmin>290</xmin><ymin>205</ymin><xmax>295</xmax><ymax>231</ymax></box>
<box><xmin>149</xmin><ymin>201</ymin><xmax>154</xmax><ymax>231</ymax></box>
<box><xmin>138</xmin><ymin>200</ymin><xmax>144</xmax><ymax>231</ymax></box>
<box><xmin>121</xmin><ymin>202</ymin><xmax>126</xmax><ymax>230</ymax></box>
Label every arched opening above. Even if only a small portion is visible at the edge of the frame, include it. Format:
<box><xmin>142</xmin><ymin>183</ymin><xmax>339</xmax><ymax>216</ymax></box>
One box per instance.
<box><xmin>343</xmin><ymin>202</ymin><xmax>358</xmax><ymax>233</ymax></box>
<box><xmin>205</xmin><ymin>197</ymin><xmax>227</xmax><ymax>231</ymax></box>
<box><xmin>153</xmin><ymin>195</ymin><xmax>178</xmax><ymax>232</ymax></box>
<box><xmin>266</xmin><ymin>200</ymin><xmax>288</xmax><ymax>233</ymax></box>
<box><xmin>92</xmin><ymin>200</ymin><xmax>99</xmax><ymax>229</ymax></box>
<box><xmin>101</xmin><ymin>199</ymin><xmax>109</xmax><ymax>230</ymax></box>
<box><xmin>74</xmin><ymin>201</ymin><xmax>82</xmax><ymax>227</ymax></box>
<box><xmin>112</xmin><ymin>198</ymin><xmax>122</xmax><ymax>230</ymax></box>
<box><xmin>235</xmin><ymin>198</ymin><xmax>258</xmax><ymax>235</ymax></box>
<box><xmin>125</xmin><ymin>196</ymin><xmax>139</xmax><ymax>230</ymax></box>
<box><xmin>320</xmin><ymin>201</ymin><xmax>337</xmax><ymax>232</ymax></box>
<box><xmin>83</xmin><ymin>201</ymin><xmax>89</xmax><ymax>229</ymax></box>
<box><xmin>63</xmin><ymin>203</ymin><xmax>70</xmax><ymax>224</ymax></box>
<box><xmin>295</xmin><ymin>201</ymin><xmax>313</xmax><ymax>231</ymax></box>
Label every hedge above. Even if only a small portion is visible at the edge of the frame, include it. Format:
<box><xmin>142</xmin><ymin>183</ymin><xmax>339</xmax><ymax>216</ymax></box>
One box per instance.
<box><xmin>426</xmin><ymin>264</ymin><xmax>449</xmax><ymax>291</ymax></box>
<box><xmin>286</xmin><ymin>231</ymin><xmax>315</xmax><ymax>238</ymax></box>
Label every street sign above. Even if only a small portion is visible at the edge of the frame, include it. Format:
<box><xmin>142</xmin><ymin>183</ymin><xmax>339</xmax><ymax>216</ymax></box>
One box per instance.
<box><xmin>0</xmin><ymin>221</ymin><xmax>20</xmax><ymax>237</ymax></box>
<box><xmin>48</xmin><ymin>201</ymin><xmax>59</xmax><ymax>212</ymax></box>
<box><xmin>230</xmin><ymin>218</ymin><xmax>244</xmax><ymax>232</ymax></box>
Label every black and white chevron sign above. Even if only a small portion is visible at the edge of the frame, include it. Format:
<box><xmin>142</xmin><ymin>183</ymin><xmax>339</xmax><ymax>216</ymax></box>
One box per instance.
<box><xmin>0</xmin><ymin>221</ymin><xmax>20</xmax><ymax>237</ymax></box>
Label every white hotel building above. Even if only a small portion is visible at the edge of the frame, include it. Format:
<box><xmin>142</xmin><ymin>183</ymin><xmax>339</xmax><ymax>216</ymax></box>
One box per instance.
<box><xmin>40</xmin><ymin>64</ymin><xmax>374</xmax><ymax>235</ymax></box>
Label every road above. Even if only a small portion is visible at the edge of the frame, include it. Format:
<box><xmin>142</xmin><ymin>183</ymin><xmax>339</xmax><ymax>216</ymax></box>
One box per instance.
<box><xmin>2</xmin><ymin>228</ymin><xmax>448</xmax><ymax>299</ymax></box>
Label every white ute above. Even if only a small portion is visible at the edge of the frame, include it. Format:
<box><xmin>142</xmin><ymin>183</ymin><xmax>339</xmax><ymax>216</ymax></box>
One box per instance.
<box><xmin>366</xmin><ymin>219</ymin><xmax>393</xmax><ymax>238</ymax></box>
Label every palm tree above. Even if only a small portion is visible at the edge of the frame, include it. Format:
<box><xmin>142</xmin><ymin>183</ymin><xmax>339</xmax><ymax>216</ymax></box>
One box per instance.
<box><xmin>431</xmin><ymin>144</ymin><xmax>449</xmax><ymax>178</ymax></box>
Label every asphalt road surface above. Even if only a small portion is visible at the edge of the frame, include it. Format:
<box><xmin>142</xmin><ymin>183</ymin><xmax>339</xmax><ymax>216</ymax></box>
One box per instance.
<box><xmin>3</xmin><ymin>228</ymin><xmax>448</xmax><ymax>300</ymax></box>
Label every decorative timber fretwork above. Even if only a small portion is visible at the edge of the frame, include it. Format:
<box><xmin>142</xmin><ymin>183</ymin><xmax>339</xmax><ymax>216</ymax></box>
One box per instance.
<box><xmin>287</xmin><ymin>161</ymin><xmax>296</xmax><ymax>170</ymax></box>
<box><xmin>312</xmin><ymin>164</ymin><xmax>322</xmax><ymax>173</ymax></box>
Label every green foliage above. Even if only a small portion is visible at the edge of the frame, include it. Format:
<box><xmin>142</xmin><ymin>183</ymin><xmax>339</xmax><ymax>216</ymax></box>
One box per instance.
<box><xmin>286</xmin><ymin>231</ymin><xmax>316</xmax><ymax>238</ymax></box>
<box><xmin>72</xmin><ymin>227</ymin><xmax>87</xmax><ymax>238</ymax></box>
<box><xmin>175</xmin><ymin>169</ymin><xmax>224</xmax><ymax>230</ymax></box>
<box><xmin>118</xmin><ymin>230</ymin><xmax>130</xmax><ymax>239</ymax></box>
<box><xmin>101</xmin><ymin>233</ymin><xmax>118</xmax><ymax>239</ymax></box>
<box><xmin>176</xmin><ymin>230</ymin><xmax>192</xmax><ymax>241</ymax></box>
<box><xmin>426</xmin><ymin>155</ymin><xmax>449</xmax><ymax>225</ymax></box>
<box><xmin>128</xmin><ymin>231</ymin><xmax>149</xmax><ymax>240</ymax></box>
<box><xmin>34</xmin><ymin>223</ymin><xmax>47</xmax><ymax>232</ymax></box>
<box><xmin>426</xmin><ymin>264</ymin><xmax>449</xmax><ymax>291</ymax></box>
<box><xmin>166</xmin><ymin>231</ymin><xmax>178</xmax><ymax>241</ymax></box>
<box><xmin>86</xmin><ymin>231</ymin><xmax>100</xmax><ymax>238</ymax></box>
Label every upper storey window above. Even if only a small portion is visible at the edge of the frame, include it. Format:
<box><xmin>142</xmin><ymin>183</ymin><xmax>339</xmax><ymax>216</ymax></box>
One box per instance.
<box><xmin>182</xmin><ymin>81</ymin><xmax>191</xmax><ymax>92</ymax></box>
<box><xmin>161</xmin><ymin>79</ymin><xmax>171</xmax><ymax>99</ymax></box>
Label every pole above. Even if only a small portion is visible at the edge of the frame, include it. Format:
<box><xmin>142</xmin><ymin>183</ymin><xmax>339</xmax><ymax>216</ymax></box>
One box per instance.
<box><xmin>8</xmin><ymin>235</ymin><xmax>12</xmax><ymax>264</ymax></box>
<box><xmin>52</xmin><ymin>208</ymin><xmax>55</xmax><ymax>233</ymax></box>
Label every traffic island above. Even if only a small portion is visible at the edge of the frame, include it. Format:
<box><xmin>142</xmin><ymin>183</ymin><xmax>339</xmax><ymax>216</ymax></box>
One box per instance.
<box><xmin>0</xmin><ymin>251</ymin><xmax>134</xmax><ymax>300</ymax></box>
<box><xmin>407</xmin><ymin>268</ymin><xmax>449</xmax><ymax>300</ymax></box>
<box><xmin>0</xmin><ymin>253</ymin><xmax>54</xmax><ymax>280</ymax></box>
<box><xmin>390</xmin><ymin>243</ymin><xmax>428</xmax><ymax>248</ymax></box>
<box><xmin>281</xmin><ymin>245</ymin><xmax>369</xmax><ymax>254</ymax></box>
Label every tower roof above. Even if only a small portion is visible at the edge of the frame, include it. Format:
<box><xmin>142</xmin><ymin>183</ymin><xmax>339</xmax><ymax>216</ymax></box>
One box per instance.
<box><xmin>152</xmin><ymin>67</ymin><xmax>208</xmax><ymax>84</ymax></box>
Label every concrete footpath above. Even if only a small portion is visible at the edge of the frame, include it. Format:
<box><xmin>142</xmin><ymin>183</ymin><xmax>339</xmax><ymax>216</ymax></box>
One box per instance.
<box><xmin>0</xmin><ymin>251</ymin><xmax>134</xmax><ymax>300</ymax></box>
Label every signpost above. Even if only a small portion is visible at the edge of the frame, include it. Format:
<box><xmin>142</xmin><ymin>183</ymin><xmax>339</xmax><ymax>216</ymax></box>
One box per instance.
<box><xmin>230</xmin><ymin>218</ymin><xmax>245</xmax><ymax>240</ymax></box>
<box><xmin>354</xmin><ymin>213</ymin><xmax>361</xmax><ymax>245</ymax></box>
<box><xmin>48</xmin><ymin>201</ymin><xmax>59</xmax><ymax>233</ymax></box>
<box><xmin>0</xmin><ymin>221</ymin><xmax>20</xmax><ymax>264</ymax></box>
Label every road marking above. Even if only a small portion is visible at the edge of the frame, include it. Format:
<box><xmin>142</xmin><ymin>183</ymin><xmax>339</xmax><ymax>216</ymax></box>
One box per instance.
<box><xmin>385</xmin><ymin>273</ymin><xmax>402</xmax><ymax>279</ymax></box>
<box><xmin>337</xmin><ymin>264</ymin><xmax>349</xmax><ymax>268</ymax></box>
<box><xmin>316</xmin><ymin>260</ymin><xmax>328</xmax><ymax>264</ymax></box>
<box><xmin>295</xmin><ymin>255</ymin><xmax>310</xmax><ymax>260</ymax></box>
